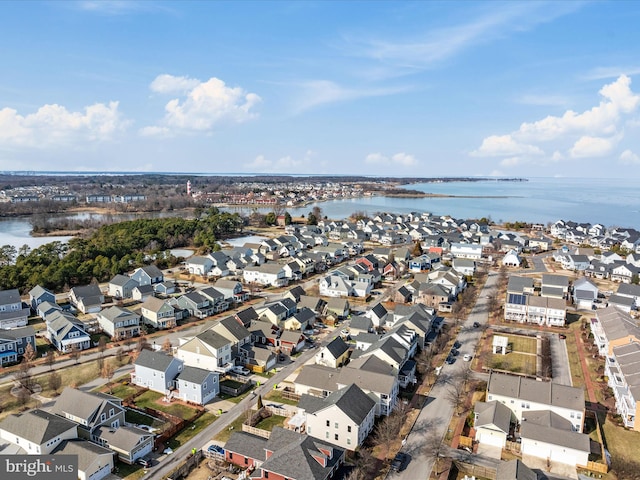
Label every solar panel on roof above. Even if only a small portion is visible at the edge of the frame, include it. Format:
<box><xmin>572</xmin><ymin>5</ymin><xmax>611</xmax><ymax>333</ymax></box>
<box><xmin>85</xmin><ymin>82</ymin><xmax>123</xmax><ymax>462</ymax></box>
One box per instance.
<box><xmin>507</xmin><ymin>293</ymin><xmax>527</xmax><ymax>305</ymax></box>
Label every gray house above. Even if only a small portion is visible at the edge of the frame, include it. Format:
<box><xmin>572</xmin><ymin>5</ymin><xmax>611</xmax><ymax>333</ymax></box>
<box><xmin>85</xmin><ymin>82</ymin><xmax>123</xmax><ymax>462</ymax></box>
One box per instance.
<box><xmin>0</xmin><ymin>288</ymin><xmax>30</xmax><ymax>329</ymax></box>
<box><xmin>96</xmin><ymin>306</ymin><xmax>140</xmax><ymax>340</ymax></box>
<box><xmin>107</xmin><ymin>274</ymin><xmax>139</xmax><ymax>299</ymax></box>
<box><xmin>131</xmin><ymin>265</ymin><xmax>164</xmax><ymax>286</ymax></box>
<box><xmin>69</xmin><ymin>285</ymin><xmax>104</xmax><ymax>314</ymax></box>
<box><xmin>47</xmin><ymin>311</ymin><xmax>91</xmax><ymax>353</ymax></box>
<box><xmin>28</xmin><ymin>285</ymin><xmax>56</xmax><ymax>313</ymax></box>
<box><xmin>175</xmin><ymin>366</ymin><xmax>219</xmax><ymax>405</ymax></box>
<box><xmin>132</xmin><ymin>349</ymin><xmax>183</xmax><ymax>394</ymax></box>
<box><xmin>0</xmin><ymin>326</ymin><xmax>36</xmax><ymax>366</ymax></box>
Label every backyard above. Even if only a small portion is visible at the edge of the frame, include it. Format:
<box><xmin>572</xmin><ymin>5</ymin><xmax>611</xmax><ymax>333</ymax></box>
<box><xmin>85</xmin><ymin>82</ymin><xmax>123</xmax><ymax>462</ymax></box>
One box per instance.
<box><xmin>487</xmin><ymin>334</ymin><xmax>538</xmax><ymax>376</ymax></box>
<box><xmin>135</xmin><ymin>390</ymin><xmax>201</xmax><ymax>420</ymax></box>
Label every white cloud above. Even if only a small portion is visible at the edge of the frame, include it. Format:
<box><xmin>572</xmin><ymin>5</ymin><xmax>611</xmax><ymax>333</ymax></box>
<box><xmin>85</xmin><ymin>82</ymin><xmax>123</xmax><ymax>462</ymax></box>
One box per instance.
<box><xmin>142</xmin><ymin>74</ymin><xmax>261</xmax><ymax>135</ymax></box>
<box><xmin>570</xmin><ymin>136</ymin><xmax>615</xmax><ymax>158</ymax></box>
<box><xmin>471</xmin><ymin>135</ymin><xmax>544</xmax><ymax>157</ymax></box>
<box><xmin>0</xmin><ymin>101</ymin><xmax>125</xmax><ymax>148</ymax></box>
<box><xmin>290</xmin><ymin>80</ymin><xmax>411</xmax><ymax>114</ymax></box>
<box><xmin>245</xmin><ymin>151</ymin><xmax>316</xmax><ymax>173</ymax></box>
<box><xmin>77</xmin><ymin>1</ymin><xmax>174</xmax><ymax>16</ymax></box>
<box><xmin>620</xmin><ymin>149</ymin><xmax>640</xmax><ymax>165</ymax></box>
<box><xmin>583</xmin><ymin>66</ymin><xmax>640</xmax><ymax>80</ymax></box>
<box><xmin>150</xmin><ymin>74</ymin><xmax>200</xmax><ymax>94</ymax></box>
<box><xmin>473</xmin><ymin>75</ymin><xmax>640</xmax><ymax>168</ymax></box>
<box><xmin>365</xmin><ymin>152</ymin><xmax>418</xmax><ymax>167</ymax></box>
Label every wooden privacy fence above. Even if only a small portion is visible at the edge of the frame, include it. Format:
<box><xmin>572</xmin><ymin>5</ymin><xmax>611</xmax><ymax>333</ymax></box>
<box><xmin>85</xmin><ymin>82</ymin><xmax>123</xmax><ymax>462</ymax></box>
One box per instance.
<box><xmin>458</xmin><ymin>436</ymin><xmax>473</xmax><ymax>448</ymax></box>
<box><xmin>454</xmin><ymin>461</ymin><xmax>497</xmax><ymax>480</ymax></box>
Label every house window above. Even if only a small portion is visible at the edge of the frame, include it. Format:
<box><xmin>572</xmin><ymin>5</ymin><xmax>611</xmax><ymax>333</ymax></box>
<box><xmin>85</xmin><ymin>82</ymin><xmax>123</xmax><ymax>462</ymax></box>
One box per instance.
<box><xmin>334</xmin><ymin>434</ymin><xmax>339</xmax><ymax>441</ymax></box>
<box><xmin>203</xmin><ymin>383</ymin><xmax>207</xmax><ymax>389</ymax></box>
<box><xmin>347</xmin><ymin>438</ymin><xmax>351</xmax><ymax>445</ymax></box>
<box><xmin>264</xmin><ymin>473</ymin><xmax>268</xmax><ymax>479</ymax></box>
<box><xmin>335</xmin><ymin>422</ymin><xmax>338</xmax><ymax>429</ymax></box>
<box><xmin>325</xmin><ymin>432</ymin><xmax>329</xmax><ymax>439</ymax></box>
<box><xmin>326</xmin><ymin>420</ymin><xmax>330</xmax><ymax>427</ymax></box>
<box><xmin>347</xmin><ymin>426</ymin><xmax>351</xmax><ymax>433</ymax></box>
<box><xmin>307</xmin><ymin>427</ymin><xmax>311</xmax><ymax>434</ymax></box>
<box><xmin>109</xmin><ymin>409</ymin><xmax>114</xmax><ymax>417</ymax></box>
<box><xmin>100</xmin><ymin>414</ymin><xmax>106</xmax><ymax>422</ymax></box>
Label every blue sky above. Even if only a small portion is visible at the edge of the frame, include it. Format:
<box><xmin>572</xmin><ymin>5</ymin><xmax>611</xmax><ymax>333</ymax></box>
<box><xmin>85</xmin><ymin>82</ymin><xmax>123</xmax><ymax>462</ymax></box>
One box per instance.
<box><xmin>1</xmin><ymin>1</ymin><xmax>640</xmax><ymax>177</ymax></box>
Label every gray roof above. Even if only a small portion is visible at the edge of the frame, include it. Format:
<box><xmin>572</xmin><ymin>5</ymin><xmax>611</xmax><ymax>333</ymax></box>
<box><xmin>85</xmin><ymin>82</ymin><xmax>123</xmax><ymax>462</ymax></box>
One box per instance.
<box><xmin>50</xmin><ymin>387</ymin><xmax>122</xmax><ymax>424</ymax></box>
<box><xmin>0</xmin><ymin>325</ymin><xmax>35</xmax><ymax>341</ymax></box>
<box><xmin>520</xmin><ymin>420</ymin><xmax>590</xmax><ymax>452</ymax></box>
<box><xmin>496</xmin><ymin>459</ymin><xmax>537</xmax><ymax>480</ymax></box>
<box><xmin>323</xmin><ymin>337</ymin><xmax>350</xmax><ymax>359</ymax></box>
<box><xmin>507</xmin><ymin>276</ymin><xmax>534</xmax><ymax>294</ymax></box>
<box><xmin>349</xmin><ymin>315</ymin><xmax>373</xmax><ymax>332</ymax></box>
<box><xmin>95</xmin><ymin>425</ymin><xmax>152</xmax><ymax>452</ymax></box>
<box><xmin>370</xmin><ymin>302</ymin><xmax>388</xmax><ymax>319</ymax></box>
<box><xmin>54</xmin><ymin>439</ymin><xmax>114</xmax><ymax>471</ymax></box>
<box><xmin>134</xmin><ymin>349</ymin><xmax>179</xmax><ymax>371</ymax></box>
<box><xmin>177</xmin><ymin>365</ymin><xmax>215</xmax><ymax>385</ymax></box>
<box><xmin>109</xmin><ymin>274</ymin><xmax>136</xmax><ymax>287</ymax></box>
<box><xmin>137</xmin><ymin>264</ymin><xmax>163</xmax><ymax>278</ymax></box>
<box><xmin>29</xmin><ymin>285</ymin><xmax>53</xmax><ymax>299</ymax></box>
<box><xmin>224</xmin><ymin>431</ymin><xmax>268</xmax><ymax>459</ymax></box>
<box><xmin>474</xmin><ymin>400</ymin><xmax>512</xmax><ymax>433</ymax></box>
<box><xmin>261</xmin><ymin>427</ymin><xmax>344</xmax><ymax>480</ymax></box>
<box><xmin>488</xmin><ymin>372</ymin><xmax>584</xmax><ymax>412</ymax></box>
<box><xmin>211</xmin><ymin>316</ymin><xmax>251</xmax><ymax>343</ymax></box>
<box><xmin>99</xmin><ymin>306</ymin><xmax>138</xmax><ymax>323</ymax></box>
<box><xmin>0</xmin><ymin>409</ymin><xmax>77</xmax><ymax>444</ymax></box>
<box><xmin>196</xmin><ymin>329</ymin><xmax>231</xmax><ymax>349</ymax></box>
<box><xmin>617</xmin><ymin>283</ymin><xmax>640</xmax><ymax>297</ymax></box>
<box><xmin>597</xmin><ymin>306</ymin><xmax>640</xmax><ymax>342</ymax></box>
<box><xmin>0</xmin><ymin>288</ymin><xmax>21</xmax><ymax>305</ymax></box>
<box><xmin>609</xmin><ymin>294</ymin><xmax>635</xmax><ymax>307</ymax></box>
<box><xmin>612</xmin><ymin>342</ymin><xmax>640</xmax><ymax>400</ymax></box>
<box><xmin>541</xmin><ymin>274</ymin><xmax>569</xmax><ymax>287</ymax></box>
<box><xmin>522</xmin><ymin>410</ymin><xmax>573</xmax><ymax>430</ymax></box>
<box><xmin>299</xmin><ymin>384</ymin><xmax>375</xmax><ymax>424</ymax></box>
<box><xmin>70</xmin><ymin>284</ymin><xmax>103</xmax><ymax>300</ymax></box>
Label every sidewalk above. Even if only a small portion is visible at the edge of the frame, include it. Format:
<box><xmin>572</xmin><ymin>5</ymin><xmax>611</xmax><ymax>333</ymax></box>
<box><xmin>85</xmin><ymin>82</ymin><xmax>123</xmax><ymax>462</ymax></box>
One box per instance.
<box><xmin>573</xmin><ymin>329</ymin><xmax>597</xmax><ymax>403</ymax></box>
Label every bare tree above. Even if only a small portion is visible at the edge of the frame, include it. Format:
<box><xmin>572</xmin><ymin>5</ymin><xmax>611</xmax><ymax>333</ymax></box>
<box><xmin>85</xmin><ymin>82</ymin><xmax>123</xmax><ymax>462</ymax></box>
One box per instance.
<box><xmin>101</xmin><ymin>362</ymin><xmax>115</xmax><ymax>393</ymax></box>
<box><xmin>446</xmin><ymin>381</ymin><xmax>467</xmax><ymax>416</ymax></box>
<box><xmin>373</xmin><ymin>415</ymin><xmax>397</xmax><ymax>459</ymax></box>
<box><xmin>70</xmin><ymin>346</ymin><xmax>81</xmax><ymax>364</ymax></box>
<box><xmin>45</xmin><ymin>350</ymin><xmax>55</xmax><ymax>370</ymax></box>
<box><xmin>162</xmin><ymin>337</ymin><xmax>172</xmax><ymax>352</ymax></box>
<box><xmin>116</xmin><ymin>348</ymin><xmax>126</xmax><ymax>365</ymax></box>
<box><xmin>48</xmin><ymin>371</ymin><xmax>62</xmax><ymax>394</ymax></box>
<box><xmin>23</xmin><ymin>343</ymin><xmax>36</xmax><ymax>365</ymax></box>
<box><xmin>14</xmin><ymin>360</ymin><xmax>35</xmax><ymax>392</ymax></box>
<box><xmin>96</xmin><ymin>356</ymin><xmax>105</xmax><ymax>372</ymax></box>
<box><xmin>98</xmin><ymin>336</ymin><xmax>108</xmax><ymax>356</ymax></box>
<box><xmin>424</xmin><ymin>432</ymin><xmax>446</xmax><ymax>476</ymax></box>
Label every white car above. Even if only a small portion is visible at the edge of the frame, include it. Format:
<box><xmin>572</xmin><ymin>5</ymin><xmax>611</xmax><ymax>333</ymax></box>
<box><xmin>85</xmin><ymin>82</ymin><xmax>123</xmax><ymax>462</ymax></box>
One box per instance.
<box><xmin>340</xmin><ymin>329</ymin><xmax>349</xmax><ymax>337</ymax></box>
<box><xmin>231</xmin><ymin>366</ymin><xmax>250</xmax><ymax>376</ymax></box>
<box><xmin>463</xmin><ymin>354</ymin><xmax>472</xmax><ymax>362</ymax></box>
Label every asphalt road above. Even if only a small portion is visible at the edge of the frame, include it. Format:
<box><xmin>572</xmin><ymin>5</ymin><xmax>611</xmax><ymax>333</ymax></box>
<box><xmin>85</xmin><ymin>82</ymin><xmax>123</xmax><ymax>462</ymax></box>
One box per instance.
<box><xmin>395</xmin><ymin>272</ymin><xmax>498</xmax><ymax>480</ymax></box>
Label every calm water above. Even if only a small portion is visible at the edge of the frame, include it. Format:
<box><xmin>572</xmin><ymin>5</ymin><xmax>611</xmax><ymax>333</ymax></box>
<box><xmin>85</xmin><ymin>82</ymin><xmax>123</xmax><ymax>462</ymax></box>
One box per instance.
<box><xmin>0</xmin><ymin>177</ymin><xmax>637</xmax><ymax>250</ymax></box>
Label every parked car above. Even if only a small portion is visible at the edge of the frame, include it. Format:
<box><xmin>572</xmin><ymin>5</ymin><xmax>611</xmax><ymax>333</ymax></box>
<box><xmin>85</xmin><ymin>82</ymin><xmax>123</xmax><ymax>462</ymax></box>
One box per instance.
<box><xmin>473</xmin><ymin>322</ymin><xmax>480</xmax><ymax>328</ymax></box>
<box><xmin>207</xmin><ymin>444</ymin><xmax>225</xmax><ymax>456</ymax></box>
<box><xmin>463</xmin><ymin>354</ymin><xmax>472</xmax><ymax>362</ymax></box>
<box><xmin>231</xmin><ymin>366</ymin><xmax>250</xmax><ymax>376</ymax></box>
<box><xmin>451</xmin><ymin>348</ymin><xmax>459</xmax><ymax>356</ymax></box>
<box><xmin>390</xmin><ymin>452</ymin><xmax>407</xmax><ymax>472</ymax></box>
<box><xmin>446</xmin><ymin>355</ymin><xmax>456</xmax><ymax>364</ymax></box>
<box><xmin>559</xmin><ymin>333</ymin><xmax>567</xmax><ymax>339</ymax></box>
<box><xmin>453</xmin><ymin>340</ymin><xmax>462</xmax><ymax>349</ymax></box>
<box><xmin>137</xmin><ymin>458</ymin><xmax>151</xmax><ymax>468</ymax></box>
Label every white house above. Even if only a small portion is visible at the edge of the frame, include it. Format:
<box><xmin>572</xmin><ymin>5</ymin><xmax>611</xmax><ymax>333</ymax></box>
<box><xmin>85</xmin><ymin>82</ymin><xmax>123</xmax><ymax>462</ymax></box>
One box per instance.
<box><xmin>243</xmin><ymin>264</ymin><xmax>288</xmax><ymax>287</ymax></box>
<box><xmin>450</xmin><ymin>242</ymin><xmax>482</xmax><ymax>260</ymax></box>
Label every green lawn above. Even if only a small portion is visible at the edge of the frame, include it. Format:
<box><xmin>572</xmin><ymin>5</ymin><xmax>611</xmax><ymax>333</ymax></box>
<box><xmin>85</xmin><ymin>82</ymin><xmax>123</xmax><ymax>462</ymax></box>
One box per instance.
<box><xmin>508</xmin><ymin>335</ymin><xmax>537</xmax><ymax>354</ymax></box>
<box><xmin>602</xmin><ymin>419</ymin><xmax>640</xmax><ymax>475</ymax></box>
<box><xmin>489</xmin><ymin>352</ymin><xmax>537</xmax><ymax>376</ymax></box>
<box><xmin>264</xmin><ymin>389</ymin><xmax>299</xmax><ymax>406</ymax></box>
<box><xmin>134</xmin><ymin>390</ymin><xmax>199</xmax><ymax>420</ymax></box>
<box><xmin>166</xmin><ymin>412</ymin><xmax>217</xmax><ymax>450</ymax></box>
<box><xmin>254</xmin><ymin>414</ymin><xmax>286</xmax><ymax>432</ymax></box>
<box><xmin>214</xmin><ymin>414</ymin><xmax>247</xmax><ymax>443</ymax></box>
<box><xmin>108</xmin><ymin>382</ymin><xmax>139</xmax><ymax>399</ymax></box>
<box><xmin>124</xmin><ymin>408</ymin><xmax>167</xmax><ymax>428</ymax></box>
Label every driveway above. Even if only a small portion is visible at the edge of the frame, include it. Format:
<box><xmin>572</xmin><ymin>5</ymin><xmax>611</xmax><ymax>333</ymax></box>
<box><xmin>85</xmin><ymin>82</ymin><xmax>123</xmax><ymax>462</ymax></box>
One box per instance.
<box><xmin>550</xmin><ymin>333</ymin><xmax>572</xmax><ymax>386</ymax></box>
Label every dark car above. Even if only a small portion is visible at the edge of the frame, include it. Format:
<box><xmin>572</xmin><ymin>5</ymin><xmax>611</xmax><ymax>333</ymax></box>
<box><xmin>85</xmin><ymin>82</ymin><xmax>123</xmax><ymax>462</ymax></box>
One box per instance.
<box><xmin>451</xmin><ymin>348</ymin><xmax>459</xmax><ymax>356</ymax></box>
<box><xmin>473</xmin><ymin>322</ymin><xmax>480</xmax><ymax>328</ymax></box>
<box><xmin>390</xmin><ymin>452</ymin><xmax>407</xmax><ymax>471</ymax></box>
<box><xmin>207</xmin><ymin>444</ymin><xmax>225</xmax><ymax>456</ymax></box>
<box><xmin>453</xmin><ymin>340</ymin><xmax>462</xmax><ymax>349</ymax></box>
<box><xmin>446</xmin><ymin>355</ymin><xmax>456</xmax><ymax>364</ymax></box>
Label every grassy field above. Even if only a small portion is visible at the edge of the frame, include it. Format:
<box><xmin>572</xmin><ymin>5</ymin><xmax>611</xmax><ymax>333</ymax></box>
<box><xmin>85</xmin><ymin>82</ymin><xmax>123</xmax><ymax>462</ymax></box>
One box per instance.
<box><xmin>108</xmin><ymin>381</ymin><xmax>139</xmax><ymax>399</ymax></box>
<box><xmin>602</xmin><ymin>420</ymin><xmax>640</xmax><ymax>477</ymax></box>
<box><xmin>166</xmin><ymin>412</ymin><xmax>218</xmax><ymax>450</ymax></box>
<box><xmin>214</xmin><ymin>414</ymin><xmax>247</xmax><ymax>443</ymax></box>
<box><xmin>263</xmin><ymin>389</ymin><xmax>299</xmax><ymax>406</ymax></box>
<box><xmin>488</xmin><ymin>352</ymin><xmax>537</xmax><ymax>376</ymax></box>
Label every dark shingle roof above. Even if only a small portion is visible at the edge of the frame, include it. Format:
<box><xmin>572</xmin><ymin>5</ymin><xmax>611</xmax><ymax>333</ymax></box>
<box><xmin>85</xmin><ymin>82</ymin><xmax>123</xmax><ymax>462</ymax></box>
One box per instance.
<box><xmin>134</xmin><ymin>349</ymin><xmax>178</xmax><ymax>371</ymax></box>
<box><xmin>324</xmin><ymin>337</ymin><xmax>349</xmax><ymax>359</ymax></box>
<box><xmin>0</xmin><ymin>409</ymin><xmax>77</xmax><ymax>444</ymax></box>
<box><xmin>224</xmin><ymin>431</ymin><xmax>268</xmax><ymax>459</ymax></box>
<box><xmin>177</xmin><ymin>365</ymin><xmax>214</xmax><ymax>384</ymax></box>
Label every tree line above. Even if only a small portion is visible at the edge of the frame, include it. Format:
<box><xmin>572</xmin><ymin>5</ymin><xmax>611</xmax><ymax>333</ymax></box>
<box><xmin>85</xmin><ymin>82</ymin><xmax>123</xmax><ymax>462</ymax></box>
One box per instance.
<box><xmin>0</xmin><ymin>207</ymin><xmax>244</xmax><ymax>293</ymax></box>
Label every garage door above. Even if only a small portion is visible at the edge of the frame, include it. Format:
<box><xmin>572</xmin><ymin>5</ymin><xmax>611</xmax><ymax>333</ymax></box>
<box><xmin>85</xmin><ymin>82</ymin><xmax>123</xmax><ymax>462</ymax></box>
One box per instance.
<box><xmin>477</xmin><ymin>429</ymin><xmax>505</xmax><ymax>448</ymax></box>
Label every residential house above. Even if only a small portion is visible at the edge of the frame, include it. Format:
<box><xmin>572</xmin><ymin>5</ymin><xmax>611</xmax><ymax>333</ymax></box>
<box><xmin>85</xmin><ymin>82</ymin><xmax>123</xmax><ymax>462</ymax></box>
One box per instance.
<box><xmin>46</xmin><ymin>311</ymin><xmax>91</xmax><ymax>353</ymax></box>
<box><xmin>207</xmin><ymin>315</ymin><xmax>252</xmax><ymax>354</ymax></box>
<box><xmin>0</xmin><ymin>409</ymin><xmax>78</xmax><ymax>455</ymax></box>
<box><xmin>131</xmin><ymin>265</ymin><xmax>164</xmax><ymax>286</ymax></box>
<box><xmin>139</xmin><ymin>297</ymin><xmax>178</xmax><ymax>329</ymax></box>
<box><xmin>520</xmin><ymin>410</ymin><xmax>590</xmax><ymax>468</ymax></box>
<box><xmin>562</xmin><ymin>254</ymin><xmax>591</xmax><ymax>272</ymax></box>
<box><xmin>606</xmin><ymin>342</ymin><xmax>640</xmax><ymax>431</ymax></box>
<box><xmin>153</xmin><ymin>280</ymin><xmax>176</xmax><ymax>296</ymax></box>
<box><xmin>245</xmin><ymin>427</ymin><xmax>345</xmax><ymax>480</ymax></box>
<box><xmin>324</xmin><ymin>298</ymin><xmax>350</xmax><ymax>320</ymax></box>
<box><xmin>453</xmin><ymin>257</ymin><xmax>477</xmax><ymax>276</ymax></box>
<box><xmin>240</xmin><ymin>344</ymin><xmax>277</xmax><ymax>372</ymax></box>
<box><xmin>28</xmin><ymin>285</ymin><xmax>56</xmax><ymax>313</ymax></box>
<box><xmin>315</xmin><ymin>337</ymin><xmax>350</xmax><ymax>368</ymax></box>
<box><xmin>176</xmin><ymin>291</ymin><xmax>215</xmax><ymax>319</ymax></box>
<box><xmin>572</xmin><ymin>277</ymin><xmax>599</xmax><ymax>310</ymax></box>
<box><xmin>365</xmin><ymin>302</ymin><xmax>388</xmax><ymax>328</ymax></box>
<box><xmin>175</xmin><ymin>366</ymin><xmax>219</xmax><ymax>405</ymax></box>
<box><xmin>235</xmin><ymin>306</ymin><xmax>259</xmax><ymax>328</ymax></box>
<box><xmin>0</xmin><ymin>326</ymin><xmax>36</xmax><ymax>365</ymax></box>
<box><xmin>185</xmin><ymin>256</ymin><xmax>214</xmax><ymax>276</ymax></box>
<box><xmin>298</xmin><ymin>384</ymin><xmax>376</xmax><ymax>450</ymax></box>
<box><xmin>616</xmin><ymin>283</ymin><xmax>640</xmax><ymax>308</ymax></box>
<box><xmin>611</xmin><ymin>263</ymin><xmax>640</xmax><ymax>283</ymax></box>
<box><xmin>318</xmin><ymin>275</ymin><xmax>354</xmax><ymax>297</ymax></box>
<box><xmin>280</xmin><ymin>330</ymin><xmax>306</xmax><ymax>354</ymax></box>
<box><xmin>36</xmin><ymin>301</ymin><xmax>62</xmax><ymax>321</ymax></box>
<box><xmin>590</xmin><ymin>306</ymin><xmax>640</xmax><ymax>356</ymax></box>
<box><xmin>131</xmin><ymin>349</ymin><xmax>183</xmax><ymax>394</ymax></box>
<box><xmin>507</xmin><ymin>276</ymin><xmax>535</xmax><ymax>295</ymax></box>
<box><xmin>224</xmin><ymin>431</ymin><xmax>268</xmax><ymax>469</ymax></box>
<box><xmin>495</xmin><ymin>460</ymin><xmax>537</xmax><ymax>480</ymax></box>
<box><xmin>415</xmin><ymin>283</ymin><xmax>451</xmax><ymax>310</ymax></box>
<box><xmin>175</xmin><ymin>330</ymin><xmax>233</xmax><ymax>373</ymax></box>
<box><xmin>0</xmin><ymin>288</ymin><xmax>30</xmax><ymax>329</ymax></box>
<box><xmin>54</xmin><ymin>439</ymin><xmax>114</xmax><ymax>480</ymax></box>
<box><xmin>298</xmin><ymin>296</ymin><xmax>327</xmax><ymax>316</ymax></box>
<box><xmin>96</xmin><ymin>306</ymin><xmax>140</xmax><ymax>340</ymax></box>
<box><xmin>213</xmin><ymin>279</ymin><xmax>248</xmax><ymax>304</ymax></box>
<box><xmin>107</xmin><ymin>274</ymin><xmax>139</xmax><ymax>299</ymax></box>
<box><xmin>283</xmin><ymin>307</ymin><xmax>316</xmax><ymax>331</ymax></box>
<box><xmin>69</xmin><ymin>285</ymin><xmax>104</xmax><ymax>314</ymax></box>
<box><xmin>450</xmin><ymin>242</ymin><xmax>482</xmax><ymax>260</ymax></box>
<box><xmin>541</xmin><ymin>274</ymin><xmax>569</xmax><ymax>299</ymax></box>
<box><xmin>199</xmin><ymin>286</ymin><xmax>230</xmax><ymax>313</ymax></box>
<box><xmin>93</xmin><ymin>425</ymin><xmax>153</xmax><ymax>464</ymax></box>
<box><xmin>504</xmin><ymin>293</ymin><xmax>566</xmax><ymax>326</ymax></box>
<box><xmin>474</xmin><ymin>400</ymin><xmax>514</xmax><ymax>449</ymax></box>
<box><xmin>486</xmin><ymin>372</ymin><xmax>585</xmax><ymax>432</ymax></box>
<box><xmin>243</xmin><ymin>263</ymin><xmax>288</xmax><ymax>287</ymax></box>
<box><xmin>131</xmin><ymin>284</ymin><xmax>154</xmax><ymax>302</ymax></box>
<box><xmin>502</xmin><ymin>249</ymin><xmax>522</xmax><ymax>267</ymax></box>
